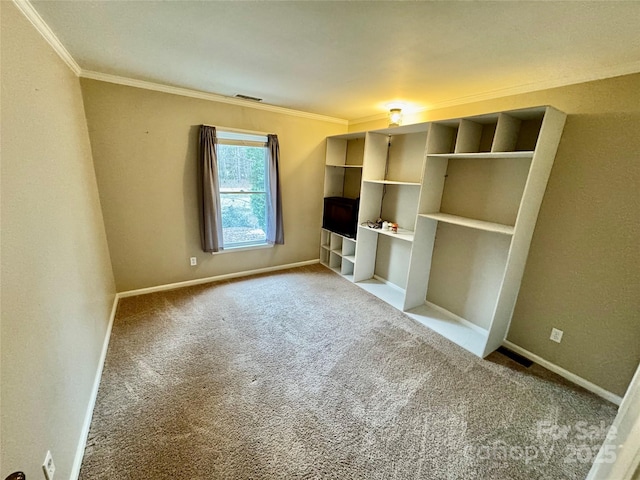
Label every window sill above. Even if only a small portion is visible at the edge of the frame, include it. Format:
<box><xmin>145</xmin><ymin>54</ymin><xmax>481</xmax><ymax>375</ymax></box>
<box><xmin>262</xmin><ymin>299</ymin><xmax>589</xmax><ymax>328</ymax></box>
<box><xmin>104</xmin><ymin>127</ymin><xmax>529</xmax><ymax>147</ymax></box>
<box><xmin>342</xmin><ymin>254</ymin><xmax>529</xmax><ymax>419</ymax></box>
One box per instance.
<box><xmin>211</xmin><ymin>243</ymin><xmax>274</xmax><ymax>255</ymax></box>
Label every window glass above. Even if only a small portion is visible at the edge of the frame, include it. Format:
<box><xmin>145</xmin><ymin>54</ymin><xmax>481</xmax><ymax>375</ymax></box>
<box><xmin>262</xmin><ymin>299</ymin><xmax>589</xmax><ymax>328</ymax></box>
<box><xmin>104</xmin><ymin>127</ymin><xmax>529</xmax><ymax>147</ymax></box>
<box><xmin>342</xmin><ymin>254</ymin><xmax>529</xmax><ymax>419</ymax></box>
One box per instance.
<box><xmin>217</xmin><ymin>135</ymin><xmax>268</xmax><ymax>248</ymax></box>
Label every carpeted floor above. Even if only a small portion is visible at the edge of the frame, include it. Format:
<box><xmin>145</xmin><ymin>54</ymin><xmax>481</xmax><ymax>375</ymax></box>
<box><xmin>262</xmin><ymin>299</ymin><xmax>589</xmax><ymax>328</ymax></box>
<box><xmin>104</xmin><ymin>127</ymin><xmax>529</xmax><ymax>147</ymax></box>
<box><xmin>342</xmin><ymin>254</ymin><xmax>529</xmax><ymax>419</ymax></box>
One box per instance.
<box><xmin>80</xmin><ymin>264</ymin><xmax>617</xmax><ymax>479</ymax></box>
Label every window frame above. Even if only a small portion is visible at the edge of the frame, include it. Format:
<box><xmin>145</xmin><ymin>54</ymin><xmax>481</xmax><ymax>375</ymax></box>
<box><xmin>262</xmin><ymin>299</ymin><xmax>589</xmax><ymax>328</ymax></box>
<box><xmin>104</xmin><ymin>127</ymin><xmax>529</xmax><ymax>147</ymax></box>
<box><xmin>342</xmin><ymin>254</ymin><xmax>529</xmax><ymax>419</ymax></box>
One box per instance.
<box><xmin>216</xmin><ymin>130</ymin><xmax>270</xmax><ymax>250</ymax></box>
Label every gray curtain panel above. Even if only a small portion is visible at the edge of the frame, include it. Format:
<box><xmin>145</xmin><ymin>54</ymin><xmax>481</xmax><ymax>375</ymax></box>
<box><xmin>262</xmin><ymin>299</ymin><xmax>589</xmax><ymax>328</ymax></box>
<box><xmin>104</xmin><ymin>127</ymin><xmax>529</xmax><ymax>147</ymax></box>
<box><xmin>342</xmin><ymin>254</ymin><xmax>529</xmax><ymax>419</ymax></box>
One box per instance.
<box><xmin>199</xmin><ymin>125</ymin><xmax>224</xmax><ymax>252</ymax></box>
<box><xmin>267</xmin><ymin>134</ymin><xmax>285</xmax><ymax>245</ymax></box>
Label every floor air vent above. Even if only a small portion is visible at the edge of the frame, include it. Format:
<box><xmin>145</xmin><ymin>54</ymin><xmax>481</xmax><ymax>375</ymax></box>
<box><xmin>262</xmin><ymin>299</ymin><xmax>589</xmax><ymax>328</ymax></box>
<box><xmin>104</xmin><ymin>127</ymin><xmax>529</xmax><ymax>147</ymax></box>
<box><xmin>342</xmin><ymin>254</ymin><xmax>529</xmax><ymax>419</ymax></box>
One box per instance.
<box><xmin>497</xmin><ymin>346</ymin><xmax>533</xmax><ymax>367</ymax></box>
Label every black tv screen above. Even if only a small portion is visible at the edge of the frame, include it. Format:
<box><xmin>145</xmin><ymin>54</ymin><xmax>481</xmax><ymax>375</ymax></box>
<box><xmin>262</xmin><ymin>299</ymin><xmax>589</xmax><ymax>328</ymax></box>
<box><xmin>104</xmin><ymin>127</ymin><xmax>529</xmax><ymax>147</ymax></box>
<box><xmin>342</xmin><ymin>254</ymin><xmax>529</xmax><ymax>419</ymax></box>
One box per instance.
<box><xmin>323</xmin><ymin>197</ymin><xmax>359</xmax><ymax>238</ymax></box>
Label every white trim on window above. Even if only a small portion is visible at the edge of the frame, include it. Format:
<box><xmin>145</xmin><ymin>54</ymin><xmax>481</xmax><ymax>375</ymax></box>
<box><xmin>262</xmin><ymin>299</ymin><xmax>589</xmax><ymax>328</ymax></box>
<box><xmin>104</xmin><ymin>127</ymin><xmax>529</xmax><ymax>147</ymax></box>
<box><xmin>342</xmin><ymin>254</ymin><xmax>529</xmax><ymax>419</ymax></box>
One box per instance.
<box><xmin>210</xmin><ymin>243</ymin><xmax>274</xmax><ymax>255</ymax></box>
<box><xmin>216</xmin><ymin>129</ymin><xmax>268</xmax><ymax>144</ymax></box>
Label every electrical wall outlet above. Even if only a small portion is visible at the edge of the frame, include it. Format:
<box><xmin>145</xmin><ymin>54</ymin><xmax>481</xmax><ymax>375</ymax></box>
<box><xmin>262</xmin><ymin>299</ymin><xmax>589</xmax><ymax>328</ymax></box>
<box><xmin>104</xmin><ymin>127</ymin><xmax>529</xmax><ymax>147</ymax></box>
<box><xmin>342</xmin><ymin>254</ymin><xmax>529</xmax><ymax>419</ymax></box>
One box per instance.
<box><xmin>42</xmin><ymin>450</ymin><xmax>55</xmax><ymax>480</ymax></box>
<box><xmin>550</xmin><ymin>328</ymin><xmax>564</xmax><ymax>343</ymax></box>
<box><xmin>190</xmin><ymin>257</ymin><xmax>197</xmax><ymax>266</ymax></box>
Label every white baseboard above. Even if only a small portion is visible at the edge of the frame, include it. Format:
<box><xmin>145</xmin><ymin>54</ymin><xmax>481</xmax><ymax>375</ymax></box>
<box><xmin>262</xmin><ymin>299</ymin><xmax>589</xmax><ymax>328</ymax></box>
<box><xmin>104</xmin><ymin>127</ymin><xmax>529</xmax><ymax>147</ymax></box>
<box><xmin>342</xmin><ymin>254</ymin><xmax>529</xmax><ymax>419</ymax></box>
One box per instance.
<box><xmin>118</xmin><ymin>259</ymin><xmax>319</xmax><ymax>298</ymax></box>
<box><xmin>70</xmin><ymin>293</ymin><xmax>120</xmax><ymax>480</ymax></box>
<box><xmin>502</xmin><ymin>340</ymin><xmax>622</xmax><ymax>406</ymax></box>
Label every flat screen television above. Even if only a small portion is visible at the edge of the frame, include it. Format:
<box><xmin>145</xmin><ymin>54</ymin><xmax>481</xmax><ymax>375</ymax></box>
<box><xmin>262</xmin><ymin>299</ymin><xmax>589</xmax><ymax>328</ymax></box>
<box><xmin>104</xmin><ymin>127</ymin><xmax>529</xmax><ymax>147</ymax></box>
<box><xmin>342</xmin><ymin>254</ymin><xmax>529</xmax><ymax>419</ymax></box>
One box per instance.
<box><xmin>323</xmin><ymin>196</ymin><xmax>359</xmax><ymax>238</ymax></box>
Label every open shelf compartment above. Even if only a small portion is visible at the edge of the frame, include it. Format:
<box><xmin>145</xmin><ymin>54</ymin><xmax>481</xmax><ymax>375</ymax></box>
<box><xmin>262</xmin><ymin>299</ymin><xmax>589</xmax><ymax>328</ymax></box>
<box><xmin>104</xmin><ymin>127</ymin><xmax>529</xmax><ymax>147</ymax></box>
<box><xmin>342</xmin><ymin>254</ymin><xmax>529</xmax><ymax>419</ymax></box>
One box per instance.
<box><xmin>405</xmin><ymin>302</ymin><xmax>489</xmax><ymax>357</ymax></box>
<box><xmin>419</xmin><ymin>151</ymin><xmax>532</xmax><ymax>227</ymax></box>
<box><xmin>320</xmin><ymin>229</ymin><xmax>358</xmax><ymax>282</ymax></box>
<box><xmin>353</xmin><ymin>225</ymin><xmax>412</xmax><ymax>293</ymax></box>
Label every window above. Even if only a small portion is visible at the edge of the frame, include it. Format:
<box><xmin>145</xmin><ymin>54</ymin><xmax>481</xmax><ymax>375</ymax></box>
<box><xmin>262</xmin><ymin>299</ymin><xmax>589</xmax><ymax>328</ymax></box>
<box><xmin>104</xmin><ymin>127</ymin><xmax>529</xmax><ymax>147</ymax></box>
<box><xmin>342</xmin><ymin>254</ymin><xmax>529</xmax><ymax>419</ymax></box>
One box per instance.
<box><xmin>216</xmin><ymin>131</ymin><xmax>269</xmax><ymax>248</ymax></box>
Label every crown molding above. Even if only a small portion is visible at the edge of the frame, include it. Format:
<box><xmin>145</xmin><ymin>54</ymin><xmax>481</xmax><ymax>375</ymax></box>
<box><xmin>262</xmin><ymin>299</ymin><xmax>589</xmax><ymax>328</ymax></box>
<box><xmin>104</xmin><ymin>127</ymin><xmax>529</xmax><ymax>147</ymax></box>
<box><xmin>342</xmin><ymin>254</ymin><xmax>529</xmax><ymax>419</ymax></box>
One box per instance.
<box><xmin>426</xmin><ymin>61</ymin><xmax>640</xmax><ymax>112</ymax></box>
<box><xmin>349</xmin><ymin>60</ymin><xmax>640</xmax><ymax>126</ymax></box>
<box><xmin>15</xmin><ymin>0</ymin><xmax>638</xmax><ymax>127</ymax></box>
<box><xmin>348</xmin><ymin>112</ymin><xmax>389</xmax><ymax>125</ymax></box>
<box><xmin>12</xmin><ymin>0</ymin><xmax>82</xmax><ymax>76</ymax></box>
<box><xmin>13</xmin><ymin>0</ymin><xmax>347</xmax><ymax>125</ymax></box>
<box><xmin>80</xmin><ymin>71</ymin><xmax>348</xmax><ymax>125</ymax></box>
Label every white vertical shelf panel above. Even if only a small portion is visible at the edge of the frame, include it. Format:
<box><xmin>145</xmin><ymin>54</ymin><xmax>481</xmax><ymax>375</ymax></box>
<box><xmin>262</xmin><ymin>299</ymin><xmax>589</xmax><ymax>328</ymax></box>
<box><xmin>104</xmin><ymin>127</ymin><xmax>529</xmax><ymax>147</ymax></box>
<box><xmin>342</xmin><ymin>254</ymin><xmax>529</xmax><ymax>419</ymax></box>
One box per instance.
<box><xmin>483</xmin><ymin>106</ymin><xmax>567</xmax><ymax>356</ymax></box>
<box><xmin>492</xmin><ymin>113</ymin><xmax>522</xmax><ymax>152</ymax></box>
<box><xmin>455</xmin><ymin>119</ymin><xmax>483</xmax><ymax>153</ymax></box>
<box><xmin>362</xmin><ymin>132</ymin><xmax>389</xmax><ymax>181</ymax></box>
<box><xmin>404</xmin><ymin>216</ymin><xmax>437</xmax><ymax>311</ymax></box>
<box><xmin>417</xmin><ymin>122</ymin><xmax>456</xmax><ymax>216</ymax></box>
<box><xmin>419</xmin><ymin>156</ymin><xmax>448</xmax><ymax>215</ymax></box>
<box><xmin>353</xmin><ymin>226</ymin><xmax>378</xmax><ymax>282</ymax></box>
<box><xmin>358</xmin><ymin>182</ymin><xmax>384</xmax><ymax>226</ymax></box>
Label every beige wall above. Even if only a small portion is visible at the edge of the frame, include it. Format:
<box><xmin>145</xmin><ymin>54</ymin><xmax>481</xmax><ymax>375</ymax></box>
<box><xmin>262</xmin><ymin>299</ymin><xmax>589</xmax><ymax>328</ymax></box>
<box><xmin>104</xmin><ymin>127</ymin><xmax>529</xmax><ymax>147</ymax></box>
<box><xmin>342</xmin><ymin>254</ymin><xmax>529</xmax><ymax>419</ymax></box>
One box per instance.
<box><xmin>352</xmin><ymin>74</ymin><xmax>640</xmax><ymax>397</ymax></box>
<box><xmin>80</xmin><ymin>79</ymin><xmax>346</xmax><ymax>292</ymax></box>
<box><xmin>2</xmin><ymin>2</ymin><xmax>636</xmax><ymax>477</ymax></box>
<box><xmin>0</xmin><ymin>3</ymin><xmax>116</xmax><ymax>478</ymax></box>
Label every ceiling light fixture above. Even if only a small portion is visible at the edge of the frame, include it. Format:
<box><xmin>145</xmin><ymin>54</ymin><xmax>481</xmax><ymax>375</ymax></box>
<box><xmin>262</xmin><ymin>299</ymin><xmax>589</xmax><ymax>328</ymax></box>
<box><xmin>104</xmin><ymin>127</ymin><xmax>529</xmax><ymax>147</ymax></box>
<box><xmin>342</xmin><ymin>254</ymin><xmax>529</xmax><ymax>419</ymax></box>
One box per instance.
<box><xmin>388</xmin><ymin>108</ymin><xmax>403</xmax><ymax>127</ymax></box>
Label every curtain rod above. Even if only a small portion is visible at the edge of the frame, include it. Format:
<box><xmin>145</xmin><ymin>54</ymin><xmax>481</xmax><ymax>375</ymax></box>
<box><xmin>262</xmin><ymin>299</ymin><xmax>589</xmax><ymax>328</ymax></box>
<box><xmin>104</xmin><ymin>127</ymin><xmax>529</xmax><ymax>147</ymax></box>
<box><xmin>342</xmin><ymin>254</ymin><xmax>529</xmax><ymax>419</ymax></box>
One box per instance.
<box><xmin>202</xmin><ymin>124</ymin><xmax>272</xmax><ymax>137</ymax></box>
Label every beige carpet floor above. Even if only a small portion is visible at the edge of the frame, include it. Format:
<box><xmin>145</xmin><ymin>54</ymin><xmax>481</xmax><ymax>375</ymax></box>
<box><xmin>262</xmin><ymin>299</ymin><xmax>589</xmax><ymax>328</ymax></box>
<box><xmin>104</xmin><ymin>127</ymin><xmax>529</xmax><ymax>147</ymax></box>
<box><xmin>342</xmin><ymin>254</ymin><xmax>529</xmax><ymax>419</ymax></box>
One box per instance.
<box><xmin>80</xmin><ymin>264</ymin><xmax>617</xmax><ymax>479</ymax></box>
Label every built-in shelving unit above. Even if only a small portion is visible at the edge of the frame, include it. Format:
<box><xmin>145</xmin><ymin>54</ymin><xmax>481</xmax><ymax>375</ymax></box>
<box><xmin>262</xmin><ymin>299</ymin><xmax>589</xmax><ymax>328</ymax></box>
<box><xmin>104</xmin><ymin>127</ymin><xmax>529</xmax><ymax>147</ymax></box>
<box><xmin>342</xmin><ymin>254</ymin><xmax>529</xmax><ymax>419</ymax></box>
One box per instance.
<box><xmin>320</xmin><ymin>106</ymin><xmax>566</xmax><ymax>358</ymax></box>
<box><xmin>320</xmin><ymin>228</ymin><xmax>356</xmax><ymax>280</ymax></box>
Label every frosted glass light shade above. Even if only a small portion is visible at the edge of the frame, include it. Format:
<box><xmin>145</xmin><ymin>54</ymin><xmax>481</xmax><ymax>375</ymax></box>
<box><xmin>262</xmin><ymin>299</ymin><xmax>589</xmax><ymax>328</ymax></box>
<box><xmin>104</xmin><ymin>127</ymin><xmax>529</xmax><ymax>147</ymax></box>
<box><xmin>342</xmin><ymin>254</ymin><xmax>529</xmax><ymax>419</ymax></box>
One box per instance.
<box><xmin>389</xmin><ymin>108</ymin><xmax>403</xmax><ymax>127</ymax></box>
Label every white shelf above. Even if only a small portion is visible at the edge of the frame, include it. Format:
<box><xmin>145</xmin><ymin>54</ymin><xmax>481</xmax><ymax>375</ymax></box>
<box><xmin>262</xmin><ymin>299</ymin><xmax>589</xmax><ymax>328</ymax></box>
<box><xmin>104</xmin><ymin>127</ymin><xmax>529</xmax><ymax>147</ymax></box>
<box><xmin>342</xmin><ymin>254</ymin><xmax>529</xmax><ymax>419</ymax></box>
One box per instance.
<box><xmin>323</xmin><ymin>106</ymin><xmax>566</xmax><ymax>358</ymax></box>
<box><xmin>353</xmin><ymin>277</ymin><xmax>406</xmax><ymax>311</ymax></box>
<box><xmin>427</xmin><ymin>151</ymin><xmax>534</xmax><ymax>160</ymax></box>
<box><xmin>321</xmin><ymin>230</ymin><xmax>358</xmax><ymax>281</ymax></box>
<box><xmin>362</xmin><ymin>226</ymin><xmax>415</xmax><ymax>243</ymax></box>
<box><xmin>419</xmin><ymin>213</ymin><xmax>514</xmax><ymax>235</ymax></box>
<box><xmin>321</xmin><ymin>262</ymin><xmax>355</xmax><ymax>283</ymax></box>
<box><xmin>363</xmin><ymin>179</ymin><xmax>421</xmax><ymax>186</ymax></box>
<box><xmin>405</xmin><ymin>302</ymin><xmax>488</xmax><ymax>357</ymax></box>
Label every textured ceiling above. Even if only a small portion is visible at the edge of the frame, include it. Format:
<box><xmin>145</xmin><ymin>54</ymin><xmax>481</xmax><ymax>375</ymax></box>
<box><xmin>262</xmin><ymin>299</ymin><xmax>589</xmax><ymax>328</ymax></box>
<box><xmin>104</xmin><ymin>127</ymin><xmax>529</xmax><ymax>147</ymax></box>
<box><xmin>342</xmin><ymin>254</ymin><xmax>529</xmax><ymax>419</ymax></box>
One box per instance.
<box><xmin>30</xmin><ymin>1</ymin><xmax>640</xmax><ymax>121</ymax></box>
